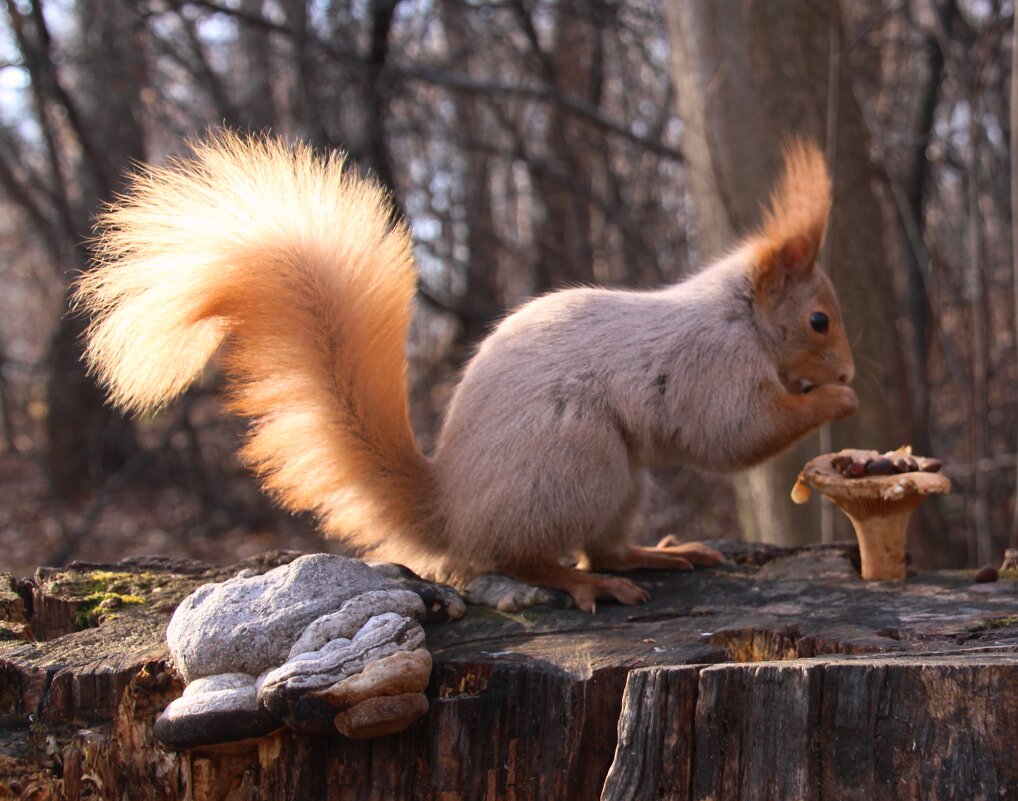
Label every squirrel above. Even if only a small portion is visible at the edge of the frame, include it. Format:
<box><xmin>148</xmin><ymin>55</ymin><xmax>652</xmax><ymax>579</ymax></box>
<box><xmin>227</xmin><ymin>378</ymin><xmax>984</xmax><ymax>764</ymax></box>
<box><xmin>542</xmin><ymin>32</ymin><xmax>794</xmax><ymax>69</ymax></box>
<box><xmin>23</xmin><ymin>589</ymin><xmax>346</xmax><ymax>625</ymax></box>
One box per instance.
<box><xmin>75</xmin><ymin>131</ymin><xmax>857</xmax><ymax>612</ymax></box>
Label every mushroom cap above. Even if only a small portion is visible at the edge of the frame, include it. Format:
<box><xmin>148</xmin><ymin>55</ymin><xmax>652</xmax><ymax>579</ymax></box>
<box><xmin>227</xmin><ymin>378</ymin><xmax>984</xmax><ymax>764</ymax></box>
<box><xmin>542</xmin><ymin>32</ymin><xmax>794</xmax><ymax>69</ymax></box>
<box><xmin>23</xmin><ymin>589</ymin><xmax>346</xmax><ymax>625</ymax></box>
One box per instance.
<box><xmin>792</xmin><ymin>448</ymin><xmax>951</xmax><ymax>518</ymax></box>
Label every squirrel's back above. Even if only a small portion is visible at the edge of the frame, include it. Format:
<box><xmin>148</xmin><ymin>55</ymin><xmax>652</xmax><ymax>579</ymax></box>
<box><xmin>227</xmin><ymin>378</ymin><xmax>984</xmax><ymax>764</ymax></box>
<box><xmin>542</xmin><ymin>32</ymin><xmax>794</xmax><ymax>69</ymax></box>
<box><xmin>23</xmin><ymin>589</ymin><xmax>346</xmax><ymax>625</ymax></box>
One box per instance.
<box><xmin>76</xmin><ymin>133</ymin><xmax>444</xmax><ymax>568</ymax></box>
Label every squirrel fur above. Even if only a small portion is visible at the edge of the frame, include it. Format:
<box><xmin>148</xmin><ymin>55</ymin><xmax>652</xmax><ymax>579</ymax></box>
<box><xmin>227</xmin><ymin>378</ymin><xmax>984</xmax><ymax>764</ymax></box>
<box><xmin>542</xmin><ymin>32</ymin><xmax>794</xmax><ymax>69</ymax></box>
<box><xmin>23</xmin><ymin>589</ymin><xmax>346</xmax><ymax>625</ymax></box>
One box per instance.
<box><xmin>76</xmin><ymin>132</ymin><xmax>857</xmax><ymax>612</ymax></box>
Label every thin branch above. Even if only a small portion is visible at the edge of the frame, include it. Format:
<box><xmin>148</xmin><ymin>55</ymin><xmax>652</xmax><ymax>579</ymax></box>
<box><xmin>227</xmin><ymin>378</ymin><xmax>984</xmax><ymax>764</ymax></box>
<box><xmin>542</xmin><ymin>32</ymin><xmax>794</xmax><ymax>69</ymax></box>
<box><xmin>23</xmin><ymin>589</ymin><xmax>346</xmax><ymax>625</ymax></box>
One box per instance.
<box><xmin>855</xmin><ymin>93</ymin><xmax>969</xmax><ymax>396</ymax></box>
<box><xmin>169</xmin><ymin>0</ymin><xmax>682</xmax><ymax>161</ymax></box>
<box><xmin>0</xmin><ymin>340</ymin><xmax>15</xmax><ymax>453</ymax></box>
<box><xmin>967</xmin><ymin>103</ymin><xmax>991</xmax><ymax>565</ymax></box>
<box><xmin>392</xmin><ymin>64</ymin><xmax>684</xmax><ymax>161</ymax></box>
<box><xmin>3</xmin><ymin>0</ymin><xmax>74</xmax><ymax>240</ymax></box>
<box><xmin>1010</xmin><ymin>1</ymin><xmax>1018</xmax><ymax>545</ymax></box>
<box><xmin>24</xmin><ymin>0</ymin><xmax>112</xmax><ymax>199</ymax></box>
<box><xmin>0</xmin><ymin>147</ymin><xmax>54</xmax><ymax>241</ymax></box>
<box><xmin>415</xmin><ymin>283</ymin><xmax>492</xmax><ymax>327</ymax></box>
<box><xmin>507</xmin><ymin>0</ymin><xmax>556</xmax><ymax>82</ymax></box>
<box><xmin>178</xmin><ymin>0</ymin><xmax>291</xmax><ymax>33</ymax></box>
<box><xmin>819</xmin><ymin>0</ymin><xmax>841</xmax><ymax>545</ymax></box>
<box><xmin>156</xmin><ymin>5</ymin><xmax>242</xmax><ymax>124</ymax></box>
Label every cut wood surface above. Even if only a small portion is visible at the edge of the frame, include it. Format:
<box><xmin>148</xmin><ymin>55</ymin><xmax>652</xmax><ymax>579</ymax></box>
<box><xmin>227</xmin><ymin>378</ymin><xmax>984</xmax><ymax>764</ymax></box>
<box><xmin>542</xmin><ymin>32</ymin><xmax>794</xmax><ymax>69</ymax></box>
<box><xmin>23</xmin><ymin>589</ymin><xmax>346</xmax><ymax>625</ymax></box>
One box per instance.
<box><xmin>1</xmin><ymin>543</ymin><xmax>1016</xmax><ymax>800</ymax></box>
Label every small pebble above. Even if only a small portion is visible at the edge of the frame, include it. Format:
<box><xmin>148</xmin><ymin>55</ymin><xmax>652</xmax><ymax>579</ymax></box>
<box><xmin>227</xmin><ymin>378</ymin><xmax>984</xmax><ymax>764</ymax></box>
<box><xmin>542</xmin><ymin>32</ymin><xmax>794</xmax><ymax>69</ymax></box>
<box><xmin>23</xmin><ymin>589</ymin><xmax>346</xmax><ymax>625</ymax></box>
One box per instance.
<box><xmin>974</xmin><ymin>565</ymin><xmax>999</xmax><ymax>583</ymax></box>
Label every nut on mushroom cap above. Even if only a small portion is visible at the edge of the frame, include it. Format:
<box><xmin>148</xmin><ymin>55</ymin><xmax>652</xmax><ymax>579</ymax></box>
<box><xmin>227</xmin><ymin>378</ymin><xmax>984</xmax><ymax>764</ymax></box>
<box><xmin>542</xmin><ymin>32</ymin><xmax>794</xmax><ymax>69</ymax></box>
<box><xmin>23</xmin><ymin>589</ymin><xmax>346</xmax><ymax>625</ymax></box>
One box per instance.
<box><xmin>791</xmin><ymin>448</ymin><xmax>951</xmax><ymax>580</ymax></box>
<box><xmin>796</xmin><ymin>449</ymin><xmax>950</xmax><ymax>504</ymax></box>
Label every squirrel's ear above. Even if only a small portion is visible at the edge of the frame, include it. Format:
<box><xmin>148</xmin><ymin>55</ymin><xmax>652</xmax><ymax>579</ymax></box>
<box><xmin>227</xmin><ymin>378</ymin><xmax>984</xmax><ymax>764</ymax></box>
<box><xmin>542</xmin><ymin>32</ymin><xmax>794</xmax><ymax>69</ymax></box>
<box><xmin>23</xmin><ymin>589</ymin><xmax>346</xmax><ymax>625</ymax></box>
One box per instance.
<box><xmin>751</xmin><ymin>232</ymin><xmax>820</xmax><ymax>299</ymax></box>
<box><xmin>776</xmin><ymin>234</ymin><xmax>817</xmax><ymax>273</ymax></box>
<box><xmin>749</xmin><ymin>138</ymin><xmax>831</xmax><ymax>300</ymax></box>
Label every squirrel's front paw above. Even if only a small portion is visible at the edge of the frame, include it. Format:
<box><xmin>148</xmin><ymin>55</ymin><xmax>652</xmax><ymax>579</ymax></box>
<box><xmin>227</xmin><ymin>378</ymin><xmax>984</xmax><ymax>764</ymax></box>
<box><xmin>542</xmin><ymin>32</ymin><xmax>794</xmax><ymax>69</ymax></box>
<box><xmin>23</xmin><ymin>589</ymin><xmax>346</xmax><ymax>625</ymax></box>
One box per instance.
<box><xmin>814</xmin><ymin>384</ymin><xmax>859</xmax><ymax>421</ymax></box>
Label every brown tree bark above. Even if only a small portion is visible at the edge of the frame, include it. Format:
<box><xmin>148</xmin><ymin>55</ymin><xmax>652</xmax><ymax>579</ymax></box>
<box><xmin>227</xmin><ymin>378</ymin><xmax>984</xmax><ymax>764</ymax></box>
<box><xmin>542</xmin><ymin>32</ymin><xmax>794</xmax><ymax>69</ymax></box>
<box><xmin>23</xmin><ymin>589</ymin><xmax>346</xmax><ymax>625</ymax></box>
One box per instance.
<box><xmin>1011</xmin><ymin>0</ymin><xmax>1018</xmax><ymax>548</ymax></box>
<box><xmin>5</xmin><ymin>545</ymin><xmax>1018</xmax><ymax>801</ymax></box>
<box><xmin>15</xmin><ymin>0</ymin><xmax>146</xmax><ymax>497</ymax></box>
<box><xmin>524</xmin><ymin>1</ymin><xmax>605</xmax><ymax>291</ymax></box>
<box><xmin>237</xmin><ymin>0</ymin><xmax>278</xmax><ymax>131</ymax></box>
<box><xmin>0</xmin><ymin>338</ymin><xmax>14</xmax><ymax>452</ymax></box>
<box><xmin>45</xmin><ymin>314</ymin><xmax>138</xmax><ymax>497</ymax></box>
<box><xmin>664</xmin><ymin>0</ymin><xmax>904</xmax><ymax>546</ymax></box>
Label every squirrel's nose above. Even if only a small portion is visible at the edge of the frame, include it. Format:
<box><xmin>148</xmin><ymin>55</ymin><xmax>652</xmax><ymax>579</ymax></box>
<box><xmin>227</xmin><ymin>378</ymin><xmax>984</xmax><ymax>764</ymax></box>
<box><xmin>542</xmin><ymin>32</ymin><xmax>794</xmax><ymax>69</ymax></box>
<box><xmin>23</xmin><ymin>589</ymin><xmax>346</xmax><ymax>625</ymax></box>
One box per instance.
<box><xmin>839</xmin><ymin>372</ymin><xmax>852</xmax><ymax>384</ymax></box>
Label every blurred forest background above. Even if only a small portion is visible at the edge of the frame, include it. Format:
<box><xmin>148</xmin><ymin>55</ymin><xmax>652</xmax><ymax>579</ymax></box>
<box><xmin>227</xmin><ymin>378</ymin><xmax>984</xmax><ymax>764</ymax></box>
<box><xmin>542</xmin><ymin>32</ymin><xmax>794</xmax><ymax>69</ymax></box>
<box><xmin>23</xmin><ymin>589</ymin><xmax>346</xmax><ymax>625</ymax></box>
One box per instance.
<box><xmin>0</xmin><ymin>0</ymin><xmax>1015</xmax><ymax>578</ymax></box>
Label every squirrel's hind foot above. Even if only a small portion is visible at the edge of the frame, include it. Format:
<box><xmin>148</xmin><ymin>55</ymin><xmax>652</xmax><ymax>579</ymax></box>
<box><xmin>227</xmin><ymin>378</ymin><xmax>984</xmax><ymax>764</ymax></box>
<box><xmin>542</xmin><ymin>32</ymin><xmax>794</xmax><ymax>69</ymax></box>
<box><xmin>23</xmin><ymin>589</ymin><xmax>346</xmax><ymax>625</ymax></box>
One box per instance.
<box><xmin>651</xmin><ymin>537</ymin><xmax>726</xmax><ymax>565</ymax></box>
<box><xmin>501</xmin><ymin>563</ymin><xmax>650</xmax><ymax>613</ymax></box>
<box><xmin>583</xmin><ymin>539</ymin><xmax>725</xmax><ymax>573</ymax></box>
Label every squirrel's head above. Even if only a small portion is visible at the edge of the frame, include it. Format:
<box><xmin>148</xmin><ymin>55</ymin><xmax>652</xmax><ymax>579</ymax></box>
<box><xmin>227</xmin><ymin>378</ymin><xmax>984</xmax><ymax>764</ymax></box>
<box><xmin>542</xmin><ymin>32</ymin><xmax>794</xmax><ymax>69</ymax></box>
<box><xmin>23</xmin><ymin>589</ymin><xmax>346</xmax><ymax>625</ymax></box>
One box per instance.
<box><xmin>747</xmin><ymin>139</ymin><xmax>854</xmax><ymax>395</ymax></box>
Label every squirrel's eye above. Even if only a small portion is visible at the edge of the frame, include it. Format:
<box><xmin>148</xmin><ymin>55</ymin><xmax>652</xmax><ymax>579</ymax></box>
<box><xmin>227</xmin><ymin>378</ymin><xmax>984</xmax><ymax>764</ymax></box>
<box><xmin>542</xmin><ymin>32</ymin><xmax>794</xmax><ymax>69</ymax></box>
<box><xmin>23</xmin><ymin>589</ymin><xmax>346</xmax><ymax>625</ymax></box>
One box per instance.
<box><xmin>809</xmin><ymin>312</ymin><xmax>829</xmax><ymax>334</ymax></box>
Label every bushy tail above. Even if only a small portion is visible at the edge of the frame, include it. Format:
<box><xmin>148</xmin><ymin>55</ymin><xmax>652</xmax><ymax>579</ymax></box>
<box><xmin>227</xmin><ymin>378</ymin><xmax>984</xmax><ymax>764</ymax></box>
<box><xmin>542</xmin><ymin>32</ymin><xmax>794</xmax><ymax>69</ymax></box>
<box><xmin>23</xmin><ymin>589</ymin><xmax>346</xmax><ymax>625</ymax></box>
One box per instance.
<box><xmin>75</xmin><ymin>132</ymin><xmax>444</xmax><ymax>565</ymax></box>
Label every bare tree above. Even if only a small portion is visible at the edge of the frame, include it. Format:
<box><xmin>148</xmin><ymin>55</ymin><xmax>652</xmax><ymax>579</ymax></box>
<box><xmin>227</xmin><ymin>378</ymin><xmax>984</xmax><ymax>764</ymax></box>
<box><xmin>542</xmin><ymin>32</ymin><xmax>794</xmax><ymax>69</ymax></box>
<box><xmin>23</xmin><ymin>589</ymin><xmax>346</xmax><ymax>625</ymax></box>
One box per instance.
<box><xmin>665</xmin><ymin>0</ymin><xmax>904</xmax><ymax>546</ymax></box>
<box><xmin>1</xmin><ymin>0</ymin><xmax>145</xmax><ymax>496</ymax></box>
<box><xmin>1012</xmin><ymin>0</ymin><xmax>1018</xmax><ymax>549</ymax></box>
<box><xmin>3</xmin><ymin>0</ymin><xmax>1015</xmax><ymax>570</ymax></box>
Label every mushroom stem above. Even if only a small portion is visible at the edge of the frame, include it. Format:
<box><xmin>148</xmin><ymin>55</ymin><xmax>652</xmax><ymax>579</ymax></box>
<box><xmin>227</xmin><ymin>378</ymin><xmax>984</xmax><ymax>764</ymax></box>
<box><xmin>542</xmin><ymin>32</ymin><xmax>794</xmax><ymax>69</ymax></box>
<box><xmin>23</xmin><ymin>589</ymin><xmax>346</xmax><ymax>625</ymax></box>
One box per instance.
<box><xmin>794</xmin><ymin>449</ymin><xmax>951</xmax><ymax>581</ymax></box>
<box><xmin>842</xmin><ymin>504</ymin><xmax>916</xmax><ymax>580</ymax></box>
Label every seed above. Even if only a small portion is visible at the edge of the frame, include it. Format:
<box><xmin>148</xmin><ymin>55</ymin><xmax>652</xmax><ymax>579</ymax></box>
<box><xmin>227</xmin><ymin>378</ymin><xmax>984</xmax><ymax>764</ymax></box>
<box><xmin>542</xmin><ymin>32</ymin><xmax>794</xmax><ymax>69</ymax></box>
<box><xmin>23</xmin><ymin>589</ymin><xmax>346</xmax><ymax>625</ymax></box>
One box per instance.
<box><xmin>866</xmin><ymin>457</ymin><xmax>896</xmax><ymax>475</ymax></box>
<box><xmin>831</xmin><ymin>454</ymin><xmax>853</xmax><ymax>471</ymax></box>
<box><xmin>974</xmin><ymin>565</ymin><xmax>999</xmax><ymax>583</ymax></box>
<box><xmin>836</xmin><ymin>451</ymin><xmax>942</xmax><ymax>479</ymax></box>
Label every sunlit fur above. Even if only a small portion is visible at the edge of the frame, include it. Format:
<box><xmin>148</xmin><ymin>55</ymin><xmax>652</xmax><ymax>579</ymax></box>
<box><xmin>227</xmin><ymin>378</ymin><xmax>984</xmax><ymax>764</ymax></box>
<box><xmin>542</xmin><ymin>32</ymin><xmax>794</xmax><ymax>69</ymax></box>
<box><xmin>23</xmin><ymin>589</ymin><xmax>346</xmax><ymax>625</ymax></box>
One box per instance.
<box><xmin>429</xmin><ymin>137</ymin><xmax>853</xmax><ymax>581</ymax></box>
<box><xmin>76</xmin><ymin>132</ymin><xmax>855</xmax><ymax>600</ymax></box>
<box><xmin>76</xmin><ymin>133</ymin><xmax>442</xmax><ymax>567</ymax></box>
<box><xmin>742</xmin><ymin>140</ymin><xmax>851</xmax><ymax>394</ymax></box>
<box><xmin>756</xmin><ymin>138</ymin><xmax>832</xmax><ymax>265</ymax></box>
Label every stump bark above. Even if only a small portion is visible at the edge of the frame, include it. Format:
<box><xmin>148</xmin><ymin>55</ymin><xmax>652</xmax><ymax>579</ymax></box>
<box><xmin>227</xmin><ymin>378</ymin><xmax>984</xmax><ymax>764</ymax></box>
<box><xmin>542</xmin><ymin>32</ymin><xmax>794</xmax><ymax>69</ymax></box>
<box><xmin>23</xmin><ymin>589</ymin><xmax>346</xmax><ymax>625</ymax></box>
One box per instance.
<box><xmin>1</xmin><ymin>543</ymin><xmax>1016</xmax><ymax>800</ymax></box>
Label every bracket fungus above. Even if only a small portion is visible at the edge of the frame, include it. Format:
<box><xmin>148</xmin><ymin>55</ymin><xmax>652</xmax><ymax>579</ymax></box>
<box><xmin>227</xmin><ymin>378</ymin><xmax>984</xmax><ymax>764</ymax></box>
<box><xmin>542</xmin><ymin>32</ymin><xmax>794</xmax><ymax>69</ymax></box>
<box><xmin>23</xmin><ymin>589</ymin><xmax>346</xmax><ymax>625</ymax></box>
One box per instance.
<box><xmin>155</xmin><ymin>554</ymin><xmax>463</xmax><ymax>748</ymax></box>
<box><xmin>791</xmin><ymin>448</ymin><xmax>950</xmax><ymax>580</ymax></box>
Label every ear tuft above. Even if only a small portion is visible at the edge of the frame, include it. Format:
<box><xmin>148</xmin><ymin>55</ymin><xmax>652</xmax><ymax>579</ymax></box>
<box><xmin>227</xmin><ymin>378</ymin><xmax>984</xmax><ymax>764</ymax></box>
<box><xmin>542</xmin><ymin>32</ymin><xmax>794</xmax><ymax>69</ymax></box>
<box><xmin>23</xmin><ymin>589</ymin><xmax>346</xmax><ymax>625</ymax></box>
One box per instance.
<box><xmin>777</xmin><ymin>234</ymin><xmax>816</xmax><ymax>273</ymax></box>
<box><xmin>750</xmin><ymin>138</ymin><xmax>831</xmax><ymax>297</ymax></box>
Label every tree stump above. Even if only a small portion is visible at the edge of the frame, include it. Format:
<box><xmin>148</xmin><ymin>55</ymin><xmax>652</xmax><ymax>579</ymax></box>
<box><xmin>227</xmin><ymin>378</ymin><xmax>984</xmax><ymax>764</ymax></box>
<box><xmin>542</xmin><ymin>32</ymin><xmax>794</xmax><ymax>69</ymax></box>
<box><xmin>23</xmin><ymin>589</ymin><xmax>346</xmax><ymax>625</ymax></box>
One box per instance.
<box><xmin>1</xmin><ymin>543</ymin><xmax>1016</xmax><ymax>800</ymax></box>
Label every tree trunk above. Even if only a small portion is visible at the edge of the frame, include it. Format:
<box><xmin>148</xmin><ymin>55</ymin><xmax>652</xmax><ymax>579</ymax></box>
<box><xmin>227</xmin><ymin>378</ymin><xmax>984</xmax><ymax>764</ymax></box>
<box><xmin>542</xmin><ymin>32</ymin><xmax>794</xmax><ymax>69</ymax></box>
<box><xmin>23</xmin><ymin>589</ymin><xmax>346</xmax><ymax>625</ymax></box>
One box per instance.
<box><xmin>529</xmin><ymin>2</ymin><xmax>605</xmax><ymax>291</ymax></box>
<box><xmin>4</xmin><ymin>545</ymin><xmax>1017</xmax><ymax>800</ymax></box>
<box><xmin>238</xmin><ymin>0</ymin><xmax>278</xmax><ymax>131</ymax></box>
<box><xmin>0</xmin><ymin>338</ymin><xmax>14</xmax><ymax>452</ymax></box>
<box><xmin>664</xmin><ymin>0</ymin><xmax>903</xmax><ymax>546</ymax></box>
<box><xmin>44</xmin><ymin>0</ymin><xmax>148</xmax><ymax>497</ymax></box>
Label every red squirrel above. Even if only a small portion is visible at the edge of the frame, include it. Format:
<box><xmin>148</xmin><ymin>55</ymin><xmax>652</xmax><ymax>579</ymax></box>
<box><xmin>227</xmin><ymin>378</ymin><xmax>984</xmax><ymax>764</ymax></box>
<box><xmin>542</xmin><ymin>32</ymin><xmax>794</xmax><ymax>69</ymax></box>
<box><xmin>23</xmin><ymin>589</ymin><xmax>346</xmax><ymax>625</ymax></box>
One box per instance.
<box><xmin>76</xmin><ymin>132</ymin><xmax>857</xmax><ymax>612</ymax></box>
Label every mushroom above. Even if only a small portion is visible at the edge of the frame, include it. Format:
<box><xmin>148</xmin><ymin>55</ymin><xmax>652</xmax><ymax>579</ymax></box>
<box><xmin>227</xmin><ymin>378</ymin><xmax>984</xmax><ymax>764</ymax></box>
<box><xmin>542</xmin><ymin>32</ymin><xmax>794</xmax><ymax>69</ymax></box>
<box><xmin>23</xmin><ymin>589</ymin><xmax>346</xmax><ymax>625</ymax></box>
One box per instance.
<box><xmin>790</xmin><ymin>448</ymin><xmax>951</xmax><ymax>580</ymax></box>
